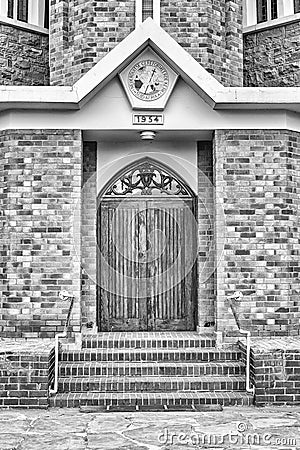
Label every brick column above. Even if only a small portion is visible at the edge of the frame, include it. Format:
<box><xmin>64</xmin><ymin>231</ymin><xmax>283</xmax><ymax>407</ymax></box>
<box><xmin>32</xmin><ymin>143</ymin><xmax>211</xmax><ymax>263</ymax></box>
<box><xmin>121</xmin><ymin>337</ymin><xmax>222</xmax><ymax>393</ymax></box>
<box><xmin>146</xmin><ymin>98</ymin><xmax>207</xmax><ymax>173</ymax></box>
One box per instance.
<box><xmin>0</xmin><ymin>129</ymin><xmax>83</xmax><ymax>338</ymax></box>
<box><xmin>214</xmin><ymin>130</ymin><xmax>300</xmax><ymax>339</ymax></box>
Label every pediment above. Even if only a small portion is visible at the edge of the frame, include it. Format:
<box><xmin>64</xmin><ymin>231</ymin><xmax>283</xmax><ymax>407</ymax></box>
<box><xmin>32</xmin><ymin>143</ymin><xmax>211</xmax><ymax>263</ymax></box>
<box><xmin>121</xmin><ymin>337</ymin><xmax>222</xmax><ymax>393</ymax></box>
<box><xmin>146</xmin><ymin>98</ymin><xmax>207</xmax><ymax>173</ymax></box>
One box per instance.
<box><xmin>73</xmin><ymin>18</ymin><xmax>223</xmax><ymax>109</ymax></box>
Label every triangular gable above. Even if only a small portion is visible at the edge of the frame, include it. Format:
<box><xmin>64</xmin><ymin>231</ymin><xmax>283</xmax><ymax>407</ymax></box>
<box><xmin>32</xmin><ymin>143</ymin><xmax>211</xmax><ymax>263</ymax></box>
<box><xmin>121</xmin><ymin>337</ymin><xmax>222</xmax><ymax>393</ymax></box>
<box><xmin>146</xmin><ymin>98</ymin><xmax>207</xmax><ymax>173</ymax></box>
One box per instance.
<box><xmin>74</xmin><ymin>18</ymin><xmax>223</xmax><ymax>109</ymax></box>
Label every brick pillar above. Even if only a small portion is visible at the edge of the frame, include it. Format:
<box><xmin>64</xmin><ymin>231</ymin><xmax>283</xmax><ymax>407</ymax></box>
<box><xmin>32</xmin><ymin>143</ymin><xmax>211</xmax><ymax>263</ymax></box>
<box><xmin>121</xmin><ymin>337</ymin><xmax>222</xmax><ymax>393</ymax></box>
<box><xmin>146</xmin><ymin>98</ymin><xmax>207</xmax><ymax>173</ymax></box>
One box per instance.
<box><xmin>0</xmin><ymin>129</ymin><xmax>82</xmax><ymax>338</ymax></box>
<box><xmin>214</xmin><ymin>129</ymin><xmax>300</xmax><ymax>339</ymax></box>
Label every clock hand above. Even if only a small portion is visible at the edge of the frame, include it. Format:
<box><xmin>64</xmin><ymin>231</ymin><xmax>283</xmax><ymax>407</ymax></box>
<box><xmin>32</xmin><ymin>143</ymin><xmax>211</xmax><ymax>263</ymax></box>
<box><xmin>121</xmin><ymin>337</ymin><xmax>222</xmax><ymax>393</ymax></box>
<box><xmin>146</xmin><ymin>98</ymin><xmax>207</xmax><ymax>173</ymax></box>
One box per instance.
<box><xmin>145</xmin><ymin>69</ymin><xmax>156</xmax><ymax>94</ymax></box>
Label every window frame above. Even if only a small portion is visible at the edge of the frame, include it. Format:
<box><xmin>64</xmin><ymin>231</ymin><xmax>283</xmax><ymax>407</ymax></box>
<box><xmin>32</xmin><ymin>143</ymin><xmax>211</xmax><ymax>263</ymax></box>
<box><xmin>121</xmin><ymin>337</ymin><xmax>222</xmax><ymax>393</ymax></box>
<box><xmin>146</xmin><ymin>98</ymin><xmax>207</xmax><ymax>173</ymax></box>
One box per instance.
<box><xmin>244</xmin><ymin>0</ymin><xmax>298</xmax><ymax>27</ymax></box>
<box><xmin>0</xmin><ymin>0</ymin><xmax>48</xmax><ymax>32</ymax></box>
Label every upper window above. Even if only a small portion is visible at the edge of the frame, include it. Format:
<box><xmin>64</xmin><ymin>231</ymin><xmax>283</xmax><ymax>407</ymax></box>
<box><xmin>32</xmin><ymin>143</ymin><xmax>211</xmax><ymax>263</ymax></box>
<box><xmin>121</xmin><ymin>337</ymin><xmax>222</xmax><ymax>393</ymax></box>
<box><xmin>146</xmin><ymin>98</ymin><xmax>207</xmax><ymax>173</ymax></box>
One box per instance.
<box><xmin>142</xmin><ymin>0</ymin><xmax>154</xmax><ymax>21</ymax></box>
<box><xmin>135</xmin><ymin>0</ymin><xmax>160</xmax><ymax>27</ymax></box>
<box><xmin>0</xmin><ymin>0</ymin><xmax>49</xmax><ymax>30</ymax></box>
<box><xmin>244</xmin><ymin>0</ymin><xmax>300</xmax><ymax>27</ymax></box>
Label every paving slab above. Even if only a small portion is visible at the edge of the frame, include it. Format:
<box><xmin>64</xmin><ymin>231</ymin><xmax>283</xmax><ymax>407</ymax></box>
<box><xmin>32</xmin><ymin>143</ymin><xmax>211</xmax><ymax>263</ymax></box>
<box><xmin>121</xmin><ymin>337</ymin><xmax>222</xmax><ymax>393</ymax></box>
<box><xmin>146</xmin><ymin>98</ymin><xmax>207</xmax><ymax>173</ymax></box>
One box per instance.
<box><xmin>0</xmin><ymin>406</ymin><xmax>299</xmax><ymax>449</ymax></box>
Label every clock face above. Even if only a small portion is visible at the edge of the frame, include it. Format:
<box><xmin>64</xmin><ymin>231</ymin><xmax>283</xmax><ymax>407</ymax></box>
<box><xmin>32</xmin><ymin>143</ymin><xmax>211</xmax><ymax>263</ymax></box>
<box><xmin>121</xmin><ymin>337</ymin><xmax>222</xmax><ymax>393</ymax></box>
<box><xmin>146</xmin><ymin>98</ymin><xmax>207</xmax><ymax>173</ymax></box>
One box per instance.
<box><xmin>128</xmin><ymin>60</ymin><xmax>169</xmax><ymax>102</ymax></box>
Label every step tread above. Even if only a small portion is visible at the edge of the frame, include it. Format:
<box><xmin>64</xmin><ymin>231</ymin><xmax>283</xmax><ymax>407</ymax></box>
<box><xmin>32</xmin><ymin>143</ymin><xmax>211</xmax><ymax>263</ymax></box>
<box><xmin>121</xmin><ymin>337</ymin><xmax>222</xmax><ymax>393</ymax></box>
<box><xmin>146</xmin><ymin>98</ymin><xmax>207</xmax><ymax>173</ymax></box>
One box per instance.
<box><xmin>59</xmin><ymin>360</ymin><xmax>244</xmax><ymax>367</ymax></box>
<box><xmin>59</xmin><ymin>375</ymin><xmax>246</xmax><ymax>382</ymax></box>
<box><xmin>51</xmin><ymin>391</ymin><xmax>252</xmax><ymax>400</ymax></box>
<box><xmin>62</xmin><ymin>347</ymin><xmax>239</xmax><ymax>354</ymax></box>
<box><xmin>82</xmin><ymin>332</ymin><xmax>214</xmax><ymax>339</ymax></box>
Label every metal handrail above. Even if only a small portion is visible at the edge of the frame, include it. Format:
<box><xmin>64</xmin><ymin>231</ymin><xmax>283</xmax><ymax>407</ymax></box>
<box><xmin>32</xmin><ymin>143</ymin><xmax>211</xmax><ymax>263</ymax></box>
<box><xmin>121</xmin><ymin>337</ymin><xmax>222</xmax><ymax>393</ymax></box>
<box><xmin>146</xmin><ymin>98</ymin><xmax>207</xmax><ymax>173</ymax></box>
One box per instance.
<box><xmin>227</xmin><ymin>292</ymin><xmax>254</xmax><ymax>395</ymax></box>
<box><xmin>49</xmin><ymin>291</ymin><xmax>75</xmax><ymax>395</ymax></box>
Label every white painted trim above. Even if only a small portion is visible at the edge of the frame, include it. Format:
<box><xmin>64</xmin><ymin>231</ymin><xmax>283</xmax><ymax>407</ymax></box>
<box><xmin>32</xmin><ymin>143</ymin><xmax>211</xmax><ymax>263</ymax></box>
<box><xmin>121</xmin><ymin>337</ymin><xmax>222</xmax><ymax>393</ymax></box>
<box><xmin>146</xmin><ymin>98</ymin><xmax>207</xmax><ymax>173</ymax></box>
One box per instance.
<box><xmin>13</xmin><ymin>0</ymin><xmax>17</xmax><ymax>22</ymax></box>
<box><xmin>283</xmin><ymin>0</ymin><xmax>295</xmax><ymax>16</ymax></box>
<box><xmin>153</xmin><ymin>0</ymin><xmax>160</xmax><ymax>26</ymax></box>
<box><xmin>135</xmin><ymin>0</ymin><xmax>143</xmax><ymax>28</ymax></box>
<box><xmin>0</xmin><ymin>15</ymin><xmax>49</xmax><ymax>33</ymax></box>
<box><xmin>0</xmin><ymin>2</ymin><xmax>8</xmax><ymax>16</ymax></box>
<box><xmin>243</xmin><ymin>0</ymin><xmax>257</xmax><ymax>27</ymax></box>
<box><xmin>243</xmin><ymin>11</ymin><xmax>300</xmax><ymax>33</ymax></box>
<box><xmin>29</xmin><ymin>0</ymin><xmax>45</xmax><ymax>27</ymax></box>
<box><xmin>267</xmin><ymin>0</ymin><xmax>272</xmax><ymax>21</ymax></box>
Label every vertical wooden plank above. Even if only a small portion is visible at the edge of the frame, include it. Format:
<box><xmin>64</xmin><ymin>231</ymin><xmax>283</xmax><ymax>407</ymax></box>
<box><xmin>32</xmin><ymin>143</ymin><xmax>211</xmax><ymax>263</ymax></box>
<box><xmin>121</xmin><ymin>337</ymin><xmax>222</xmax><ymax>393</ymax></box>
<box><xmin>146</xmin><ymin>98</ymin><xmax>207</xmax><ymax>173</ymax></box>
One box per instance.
<box><xmin>173</xmin><ymin>207</ymin><xmax>178</xmax><ymax>320</ymax></box>
<box><xmin>184</xmin><ymin>200</ymin><xmax>196</xmax><ymax>330</ymax></box>
<box><xmin>156</xmin><ymin>205</ymin><xmax>162</xmax><ymax>320</ymax></box>
<box><xmin>99</xmin><ymin>204</ymin><xmax>110</xmax><ymax>331</ymax></box>
<box><xmin>124</xmin><ymin>207</ymin><xmax>128</xmax><ymax>320</ymax></box>
<box><xmin>167</xmin><ymin>207</ymin><xmax>172</xmax><ymax>321</ymax></box>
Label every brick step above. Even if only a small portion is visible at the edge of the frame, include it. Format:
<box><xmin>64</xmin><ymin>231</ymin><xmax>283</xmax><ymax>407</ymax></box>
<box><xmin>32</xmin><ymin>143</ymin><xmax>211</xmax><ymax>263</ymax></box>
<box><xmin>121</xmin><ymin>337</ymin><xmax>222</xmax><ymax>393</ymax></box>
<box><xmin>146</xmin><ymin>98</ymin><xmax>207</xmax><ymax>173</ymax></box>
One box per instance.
<box><xmin>58</xmin><ymin>375</ymin><xmax>246</xmax><ymax>393</ymax></box>
<box><xmin>59</xmin><ymin>361</ymin><xmax>245</xmax><ymax>377</ymax></box>
<box><xmin>60</xmin><ymin>347</ymin><xmax>241</xmax><ymax>363</ymax></box>
<box><xmin>50</xmin><ymin>391</ymin><xmax>253</xmax><ymax>408</ymax></box>
<box><xmin>82</xmin><ymin>332</ymin><xmax>215</xmax><ymax>349</ymax></box>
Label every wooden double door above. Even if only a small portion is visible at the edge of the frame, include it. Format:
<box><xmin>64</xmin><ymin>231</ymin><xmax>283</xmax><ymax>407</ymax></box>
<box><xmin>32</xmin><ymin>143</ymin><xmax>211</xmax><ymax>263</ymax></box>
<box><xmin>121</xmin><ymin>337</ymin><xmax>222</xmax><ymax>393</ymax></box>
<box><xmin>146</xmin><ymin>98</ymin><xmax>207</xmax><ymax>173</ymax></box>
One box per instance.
<box><xmin>98</xmin><ymin>198</ymin><xmax>197</xmax><ymax>331</ymax></box>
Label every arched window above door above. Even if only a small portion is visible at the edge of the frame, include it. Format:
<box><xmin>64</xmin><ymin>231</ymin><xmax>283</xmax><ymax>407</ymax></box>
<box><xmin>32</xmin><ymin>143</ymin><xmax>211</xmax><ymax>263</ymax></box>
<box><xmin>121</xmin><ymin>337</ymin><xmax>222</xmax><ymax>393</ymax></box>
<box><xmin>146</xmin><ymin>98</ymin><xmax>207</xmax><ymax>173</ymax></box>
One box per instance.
<box><xmin>101</xmin><ymin>158</ymin><xmax>194</xmax><ymax>198</ymax></box>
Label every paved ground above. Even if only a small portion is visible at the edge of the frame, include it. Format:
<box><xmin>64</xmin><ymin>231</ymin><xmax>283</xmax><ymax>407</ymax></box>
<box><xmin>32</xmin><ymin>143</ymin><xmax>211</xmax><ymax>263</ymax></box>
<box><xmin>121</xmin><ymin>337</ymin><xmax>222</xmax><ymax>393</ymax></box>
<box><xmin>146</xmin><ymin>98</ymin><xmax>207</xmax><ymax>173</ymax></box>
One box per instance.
<box><xmin>0</xmin><ymin>406</ymin><xmax>300</xmax><ymax>449</ymax></box>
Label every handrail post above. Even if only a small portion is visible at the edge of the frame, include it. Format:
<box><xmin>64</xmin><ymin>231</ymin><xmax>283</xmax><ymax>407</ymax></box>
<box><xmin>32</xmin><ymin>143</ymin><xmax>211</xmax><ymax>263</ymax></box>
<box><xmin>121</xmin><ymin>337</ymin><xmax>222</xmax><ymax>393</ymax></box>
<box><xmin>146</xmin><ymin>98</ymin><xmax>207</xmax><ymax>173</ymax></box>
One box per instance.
<box><xmin>227</xmin><ymin>292</ymin><xmax>255</xmax><ymax>395</ymax></box>
<box><xmin>49</xmin><ymin>291</ymin><xmax>75</xmax><ymax>395</ymax></box>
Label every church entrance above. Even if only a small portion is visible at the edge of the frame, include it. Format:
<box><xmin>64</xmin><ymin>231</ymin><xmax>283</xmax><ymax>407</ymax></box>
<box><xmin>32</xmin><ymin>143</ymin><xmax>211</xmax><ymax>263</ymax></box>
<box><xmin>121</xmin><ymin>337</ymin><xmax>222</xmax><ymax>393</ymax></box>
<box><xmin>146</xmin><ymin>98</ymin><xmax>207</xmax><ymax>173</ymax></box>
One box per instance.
<box><xmin>97</xmin><ymin>158</ymin><xmax>197</xmax><ymax>331</ymax></box>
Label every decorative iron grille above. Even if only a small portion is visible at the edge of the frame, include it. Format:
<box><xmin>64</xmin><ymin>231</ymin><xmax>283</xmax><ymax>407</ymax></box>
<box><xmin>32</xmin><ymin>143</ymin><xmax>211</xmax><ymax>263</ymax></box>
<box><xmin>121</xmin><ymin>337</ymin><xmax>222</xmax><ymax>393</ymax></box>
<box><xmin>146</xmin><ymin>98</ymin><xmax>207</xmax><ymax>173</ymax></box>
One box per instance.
<box><xmin>104</xmin><ymin>160</ymin><xmax>192</xmax><ymax>197</ymax></box>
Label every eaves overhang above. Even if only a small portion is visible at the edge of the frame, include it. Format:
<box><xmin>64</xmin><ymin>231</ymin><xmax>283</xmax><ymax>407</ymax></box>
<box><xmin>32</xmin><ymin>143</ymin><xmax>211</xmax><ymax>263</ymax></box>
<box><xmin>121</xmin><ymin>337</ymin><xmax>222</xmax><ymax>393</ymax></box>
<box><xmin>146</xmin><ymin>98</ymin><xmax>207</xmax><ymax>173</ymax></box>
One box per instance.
<box><xmin>0</xmin><ymin>19</ymin><xmax>300</xmax><ymax>114</ymax></box>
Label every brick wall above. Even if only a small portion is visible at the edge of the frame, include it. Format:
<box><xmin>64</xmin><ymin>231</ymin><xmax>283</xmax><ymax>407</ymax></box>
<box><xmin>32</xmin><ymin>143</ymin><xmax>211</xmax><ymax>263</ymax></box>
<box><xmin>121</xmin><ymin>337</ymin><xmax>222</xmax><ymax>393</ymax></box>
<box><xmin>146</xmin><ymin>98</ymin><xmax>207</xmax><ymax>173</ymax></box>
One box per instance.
<box><xmin>214</xmin><ymin>130</ymin><xmax>300</xmax><ymax>338</ymax></box>
<box><xmin>0</xmin><ymin>22</ymin><xmax>49</xmax><ymax>86</ymax></box>
<box><xmin>0</xmin><ymin>342</ymin><xmax>54</xmax><ymax>408</ymax></box>
<box><xmin>161</xmin><ymin>0</ymin><xmax>243</xmax><ymax>87</ymax></box>
<box><xmin>244</xmin><ymin>20</ymin><xmax>300</xmax><ymax>87</ymax></box>
<box><xmin>240</xmin><ymin>339</ymin><xmax>300</xmax><ymax>406</ymax></box>
<box><xmin>81</xmin><ymin>142</ymin><xmax>97</xmax><ymax>328</ymax></box>
<box><xmin>0</xmin><ymin>130</ymin><xmax>83</xmax><ymax>338</ymax></box>
<box><xmin>50</xmin><ymin>0</ymin><xmax>135</xmax><ymax>85</ymax></box>
<box><xmin>50</xmin><ymin>0</ymin><xmax>243</xmax><ymax>87</ymax></box>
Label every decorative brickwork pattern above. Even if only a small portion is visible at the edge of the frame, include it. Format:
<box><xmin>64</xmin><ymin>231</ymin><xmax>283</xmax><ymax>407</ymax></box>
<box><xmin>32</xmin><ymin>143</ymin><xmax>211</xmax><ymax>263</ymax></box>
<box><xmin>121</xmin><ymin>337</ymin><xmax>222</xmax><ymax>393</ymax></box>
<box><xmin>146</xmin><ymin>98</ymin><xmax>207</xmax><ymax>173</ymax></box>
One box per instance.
<box><xmin>0</xmin><ymin>23</ymin><xmax>49</xmax><ymax>86</ymax></box>
<box><xmin>244</xmin><ymin>20</ymin><xmax>300</xmax><ymax>87</ymax></box>
<box><xmin>0</xmin><ymin>130</ymin><xmax>83</xmax><ymax>338</ymax></box>
<box><xmin>50</xmin><ymin>0</ymin><xmax>243</xmax><ymax>87</ymax></box>
<box><xmin>214</xmin><ymin>130</ymin><xmax>300</xmax><ymax>337</ymax></box>
<box><xmin>81</xmin><ymin>142</ymin><xmax>97</xmax><ymax>328</ymax></box>
<box><xmin>197</xmin><ymin>142</ymin><xmax>216</xmax><ymax>331</ymax></box>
